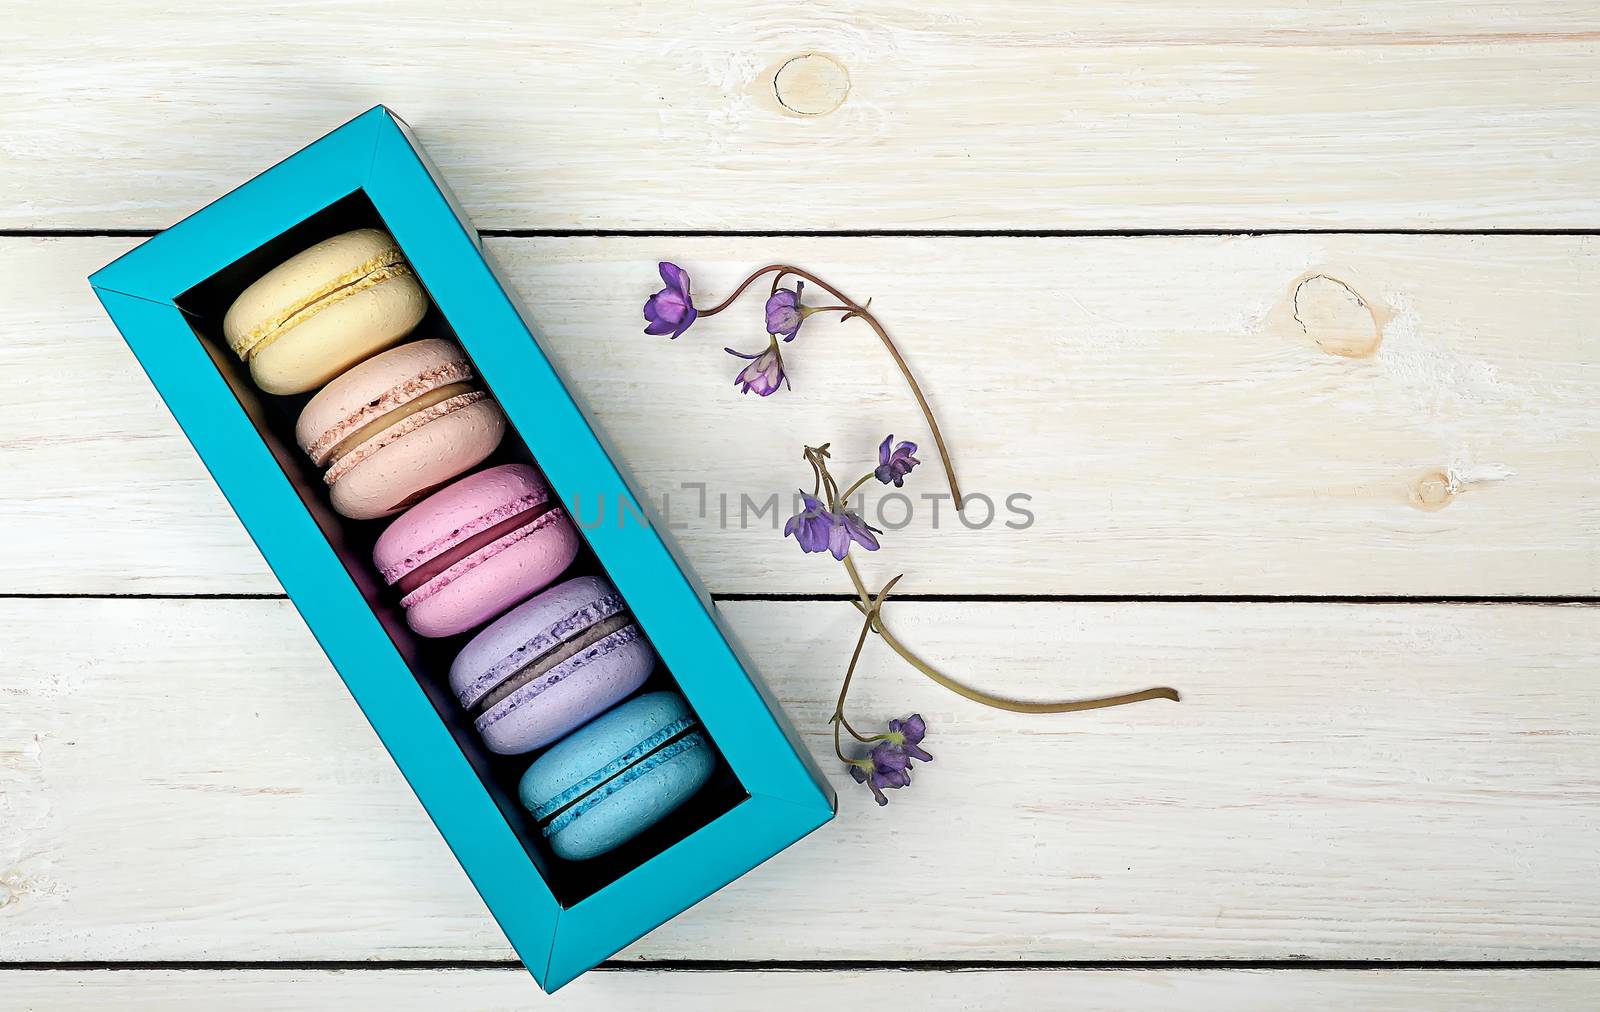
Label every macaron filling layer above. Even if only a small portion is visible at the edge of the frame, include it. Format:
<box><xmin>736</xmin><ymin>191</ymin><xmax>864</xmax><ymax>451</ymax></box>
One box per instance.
<box><xmin>534</xmin><ymin>716</ymin><xmax>704</xmax><ymax>837</ymax></box>
<box><xmin>304</xmin><ymin>356</ymin><xmax>477</xmax><ymax>463</ymax></box>
<box><xmin>472</xmin><ymin>612</ymin><xmax>640</xmax><ymax>719</ymax></box>
<box><xmin>322</xmin><ymin>386</ymin><xmax>487</xmax><ymax>484</ymax></box>
<box><xmin>391</xmin><ymin>497</ymin><xmax>565</xmax><ymax>600</ymax></box>
<box><xmin>231</xmin><ymin>249</ymin><xmax>413</xmax><ymax>361</ymax></box>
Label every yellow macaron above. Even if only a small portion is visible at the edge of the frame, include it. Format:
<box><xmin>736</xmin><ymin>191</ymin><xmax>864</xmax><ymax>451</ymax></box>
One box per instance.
<box><xmin>222</xmin><ymin>228</ymin><xmax>427</xmax><ymax>395</ymax></box>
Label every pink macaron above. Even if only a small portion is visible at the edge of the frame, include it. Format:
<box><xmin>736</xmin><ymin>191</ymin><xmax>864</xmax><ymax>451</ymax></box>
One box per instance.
<box><xmin>296</xmin><ymin>339</ymin><xmax>506</xmax><ymax>520</ymax></box>
<box><xmin>374</xmin><ymin>464</ymin><xmax>581</xmax><ymax>638</ymax></box>
<box><xmin>449</xmin><ymin>575</ymin><xmax>655</xmax><ymax>754</ymax></box>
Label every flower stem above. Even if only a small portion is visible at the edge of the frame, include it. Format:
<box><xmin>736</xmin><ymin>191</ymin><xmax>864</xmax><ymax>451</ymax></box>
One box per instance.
<box><xmin>700</xmin><ymin>264</ymin><xmax>964</xmax><ymax>509</ymax></box>
<box><xmin>789</xmin><ymin>268</ymin><xmax>964</xmax><ymax>510</ymax></box>
<box><xmin>698</xmin><ymin>266</ymin><xmax>786</xmax><ymax>318</ymax></box>
<box><xmin>831</xmin><ymin>573</ymin><xmax>907</xmax><ymax>757</ymax></box>
<box><xmin>805</xmin><ymin>445</ymin><xmax>847</xmax><ymax>511</ymax></box>
<box><xmin>839</xmin><ymin>557</ymin><xmax>1180</xmax><ymax>714</ymax></box>
<box><xmin>839</xmin><ymin>471</ymin><xmax>876</xmax><ymax>505</ymax></box>
<box><xmin>832</xmin><ymin>608</ymin><xmax>878</xmax><ymax>763</ymax></box>
<box><xmin>841</xmin><ymin>716</ymin><xmax>886</xmax><ymax>743</ymax></box>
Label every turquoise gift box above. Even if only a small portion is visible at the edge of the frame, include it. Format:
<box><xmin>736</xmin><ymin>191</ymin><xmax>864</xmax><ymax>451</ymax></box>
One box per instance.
<box><xmin>88</xmin><ymin>107</ymin><xmax>835</xmax><ymax>992</ymax></box>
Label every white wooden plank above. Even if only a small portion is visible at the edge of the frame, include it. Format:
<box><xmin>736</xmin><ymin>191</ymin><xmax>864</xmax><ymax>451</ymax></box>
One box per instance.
<box><xmin>4</xmin><ymin>3</ymin><xmax>1599</xmax><ymax>230</ymax></box>
<box><xmin>6</xmin><ymin>236</ymin><xmax>1598</xmax><ymax>595</ymax></box>
<box><xmin>3</xmin><ymin>968</ymin><xmax>1596</xmax><ymax>1011</ymax></box>
<box><xmin>3</xmin><ymin>598</ymin><xmax>1597</xmax><ymax>961</ymax></box>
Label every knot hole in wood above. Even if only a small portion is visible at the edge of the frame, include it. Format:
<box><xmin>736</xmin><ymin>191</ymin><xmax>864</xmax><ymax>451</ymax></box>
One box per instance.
<box><xmin>773</xmin><ymin>53</ymin><xmax>850</xmax><ymax>117</ymax></box>
<box><xmin>1292</xmin><ymin>274</ymin><xmax>1383</xmax><ymax>358</ymax></box>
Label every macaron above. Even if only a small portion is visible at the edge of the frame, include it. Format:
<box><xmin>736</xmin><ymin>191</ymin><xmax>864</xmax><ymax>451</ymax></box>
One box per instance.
<box><xmin>295</xmin><ymin>339</ymin><xmax>506</xmax><ymax>520</ymax></box>
<box><xmin>450</xmin><ymin>575</ymin><xmax>655</xmax><ymax>754</ymax></box>
<box><xmin>222</xmin><ymin>228</ymin><xmax>427</xmax><ymax>394</ymax></box>
<box><xmin>519</xmin><ymin>692</ymin><xmax>714</xmax><ymax>861</ymax></box>
<box><xmin>374</xmin><ymin>463</ymin><xmax>581</xmax><ymax>638</ymax></box>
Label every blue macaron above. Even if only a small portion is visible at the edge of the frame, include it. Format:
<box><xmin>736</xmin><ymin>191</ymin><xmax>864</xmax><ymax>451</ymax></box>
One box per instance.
<box><xmin>519</xmin><ymin>691</ymin><xmax>714</xmax><ymax>860</ymax></box>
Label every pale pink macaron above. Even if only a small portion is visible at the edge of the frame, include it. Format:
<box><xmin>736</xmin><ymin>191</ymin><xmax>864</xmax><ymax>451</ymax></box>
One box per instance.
<box><xmin>296</xmin><ymin>339</ymin><xmax>505</xmax><ymax>520</ymax></box>
<box><xmin>374</xmin><ymin>464</ymin><xmax>581</xmax><ymax>638</ymax></box>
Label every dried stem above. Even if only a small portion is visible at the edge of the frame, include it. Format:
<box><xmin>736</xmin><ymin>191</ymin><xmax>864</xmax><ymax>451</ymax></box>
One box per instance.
<box><xmin>694</xmin><ymin>265</ymin><xmax>1180</xmax><ymax>723</ymax></box>
<box><xmin>697</xmin><ymin>266</ymin><xmax>786</xmax><ymax>318</ymax></box>
<box><xmin>839</xmin><ymin>557</ymin><xmax>1180</xmax><ymax>714</ymax></box>
<box><xmin>702</xmin><ymin>264</ymin><xmax>964</xmax><ymax>508</ymax></box>
<box><xmin>832</xmin><ymin>611</ymin><xmax>878</xmax><ymax>764</ymax></box>
<box><xmin>831</xmin><ymin>575</ymin><xmax>904</xmax><ymax>763</ymax></box>
<box><xmin>838</xmin><ymin>470</ymin><xmax>877</xmax><ymax>506</ymax></box>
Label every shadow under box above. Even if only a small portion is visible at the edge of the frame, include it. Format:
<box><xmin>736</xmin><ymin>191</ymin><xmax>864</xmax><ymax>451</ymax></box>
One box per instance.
<box><xmin>173</xmin><ymin>190</ymin><xmax>747</xmax><ymax>907</ymax></box>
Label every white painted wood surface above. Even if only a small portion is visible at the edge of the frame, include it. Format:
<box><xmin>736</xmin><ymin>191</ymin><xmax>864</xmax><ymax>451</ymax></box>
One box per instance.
<box><xmin>6</xmin><ymin>236</ymin><xmax>1598</xmax><ymax>596</ymax></box>
<box><xmin>5</xmin><ymin>1</ymin><xmax>1598</xmax><ymax>1006</ymax></box>
<box><xmin>6</xmin><ymin>598</ymin><xmax>1598</xmax><ymax>960</ymax></box>
<box><xmin>4</xmin><ymin>3</ymin><xmax>1599</xmax><ymax>230</ymax></box>
<box><xmin>5</xmin><ymin>968</ymin><xmax>1598</xmax><ymax>1011</ymax></box>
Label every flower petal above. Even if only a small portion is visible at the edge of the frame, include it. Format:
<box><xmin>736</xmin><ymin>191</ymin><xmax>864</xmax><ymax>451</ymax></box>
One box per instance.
<box><xmin>658</xmin><ymin>261</ymin><xmax>686</xmax><ymax>291</ymax></box>
<box><xmin>871</xmin><ymin>742</ymin><xmax>909</xmax><ymax>773</ymax></box>
<box><xmin>871</xmin><ymin>767</ymin><xmax>910</xmax><ymax>790</ymax></box>
<box><xmin>827</xmin><ymin>518</ymin><xmax>852</xmax><ymax>560</ymax></box>
<box><xmin>799</xmin><ymin>520</ymin><xmax>830</xmax><ymax>553</ymax></box>
<box><xmin>892</xmin><ymin>714</ymin><xmax>927</xmax><ymax>744</ymax></box>
<box><xmin>842</xmin><ymin>512</ymin><xmax>881</xmax><ymax>552</ymax></box>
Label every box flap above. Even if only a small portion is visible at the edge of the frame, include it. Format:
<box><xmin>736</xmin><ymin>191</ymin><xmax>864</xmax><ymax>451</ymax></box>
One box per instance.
<box><xmin>545</xmin><ymin>793</ymin><xmax>832</xmax><ymax>991</ymax></box>
<box><xmin>90</xmin><ymin>107</ymin><xmax>389</xmax><ymax>302</ymax></box>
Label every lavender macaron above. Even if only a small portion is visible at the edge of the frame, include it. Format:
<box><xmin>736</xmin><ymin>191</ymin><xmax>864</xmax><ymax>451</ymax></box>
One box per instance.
<box><xmin>449</xmin><ymin>575</ymin><xmax>655</xmax><ymax>754</ymax></box>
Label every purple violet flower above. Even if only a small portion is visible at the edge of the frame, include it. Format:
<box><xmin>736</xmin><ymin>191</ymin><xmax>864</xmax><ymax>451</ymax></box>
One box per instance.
<box><xmin>828</xmin><ymin>509</ymin><xmax>881</xmax><ymax>561</ymax></box>
<box><xmin>785</xmin><ymin>494</ymin><xmax>881</xmax><ymax>560</ymax></box>
<box><xmin>726</xmin><ymin>336</ymin><xmax>788</xmax><ymax>396</ymax></box>
<box><xmin>871</xmin><ymin>741</ymin><xmax>911</xmax><ymax>780</ymax></box>
<box><xmin>847</xmin><ymin>764</ymin><xmax>885</xmax><ymax>806</ymax></box>
<box><xmin>784</xmin><ymin>492</ymin><xmax>835</xmax><ymax>555</ymax></box>
<box><xmin>643</xmin><ymin>261</ymin><xmax>697</xmax><ymax>339</ymax></box>
<box><xmin>765</xmin><ymin>281</ymin><xmax>805</xmax><ymax>341</ymax></box>
<box><xmin>888</xmin><ymin>714</ymin><xmax>933</xmax><ymax>763</ymax></box>
<box><xmin>850</xmin><ymin>742</ymin><xmax>912</xmax><ymax>806</ymax></box>
<box><xmin>874</xmin><ymin>435</ymin><xmax>920</xmax><ymax>487</ymax></box>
